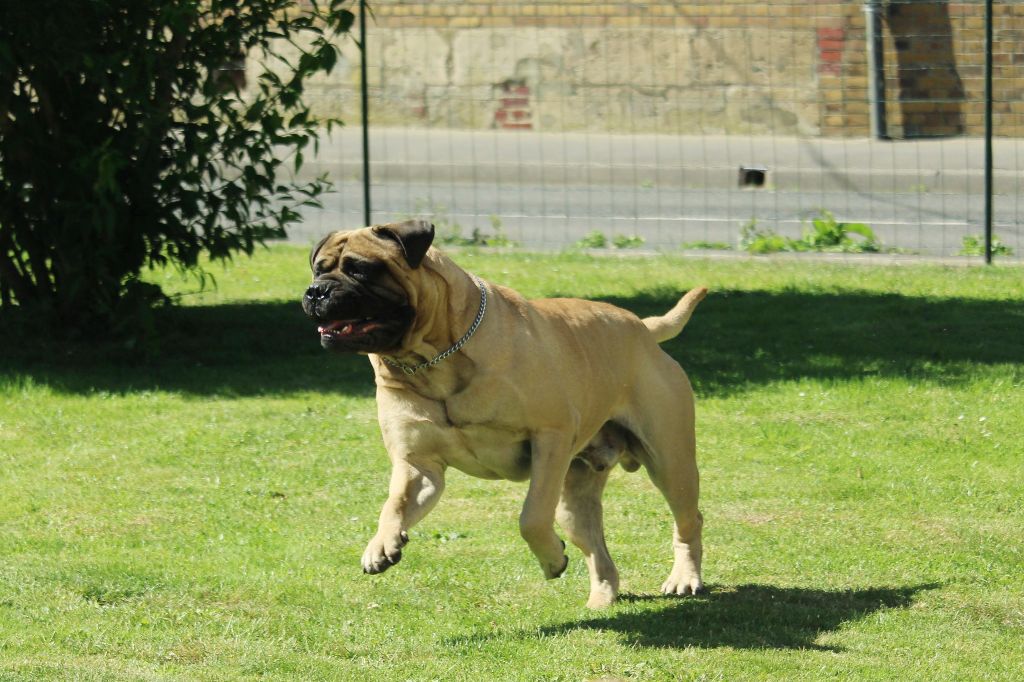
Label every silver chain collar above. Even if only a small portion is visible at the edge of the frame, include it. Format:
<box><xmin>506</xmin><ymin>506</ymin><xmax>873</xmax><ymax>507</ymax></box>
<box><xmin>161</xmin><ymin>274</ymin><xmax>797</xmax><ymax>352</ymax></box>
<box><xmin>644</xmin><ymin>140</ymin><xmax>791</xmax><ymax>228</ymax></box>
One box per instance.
<box><xmin>381</xmin><ymin>274</ymin><xmax>487</xmax><ymax>376</ymax></box>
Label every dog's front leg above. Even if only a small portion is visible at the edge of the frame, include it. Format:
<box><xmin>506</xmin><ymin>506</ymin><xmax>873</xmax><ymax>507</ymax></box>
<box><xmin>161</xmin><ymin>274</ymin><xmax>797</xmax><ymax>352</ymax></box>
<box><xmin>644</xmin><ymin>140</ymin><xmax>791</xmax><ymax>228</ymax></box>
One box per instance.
<box><xmin>520</xmin><ymin>431</ymin><xmax>574</xmax><ymax>579</ymax></box>
<box><xmin>362</xmin><ymin>459</ymin><xmax>445</xmax><ymax>574</ymax></box>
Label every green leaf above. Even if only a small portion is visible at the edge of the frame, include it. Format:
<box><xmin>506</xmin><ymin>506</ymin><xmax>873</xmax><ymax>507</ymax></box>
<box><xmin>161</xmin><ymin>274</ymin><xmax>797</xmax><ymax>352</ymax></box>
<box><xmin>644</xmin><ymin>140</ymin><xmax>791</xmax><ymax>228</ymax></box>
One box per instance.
<box><xmin>841</xmin><ymin>222</ymin><xmax>877</xmax><ymax>242</ymax></box>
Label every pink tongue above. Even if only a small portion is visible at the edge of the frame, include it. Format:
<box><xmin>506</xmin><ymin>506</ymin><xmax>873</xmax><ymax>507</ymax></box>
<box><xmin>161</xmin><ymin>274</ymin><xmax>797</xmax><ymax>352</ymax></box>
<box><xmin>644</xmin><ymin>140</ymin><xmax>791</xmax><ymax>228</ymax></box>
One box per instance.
<box><xmin>318</xmin><ymin>319</ymin><xmax>381</xmax><ymax>336</ymax></box>
<box><xmin>318</xmin><ymin>320</ymin><xmax>350</xmax><ymax>334</ymax></box>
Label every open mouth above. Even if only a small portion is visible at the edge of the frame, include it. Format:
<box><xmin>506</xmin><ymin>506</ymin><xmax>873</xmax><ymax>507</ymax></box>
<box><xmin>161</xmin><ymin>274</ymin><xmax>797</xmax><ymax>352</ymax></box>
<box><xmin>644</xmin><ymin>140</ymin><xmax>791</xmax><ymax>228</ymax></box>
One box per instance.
<box><xmin>318</xmin><ymin>318</ymin><xmax>385</xmax><ymax>340</ymax></box>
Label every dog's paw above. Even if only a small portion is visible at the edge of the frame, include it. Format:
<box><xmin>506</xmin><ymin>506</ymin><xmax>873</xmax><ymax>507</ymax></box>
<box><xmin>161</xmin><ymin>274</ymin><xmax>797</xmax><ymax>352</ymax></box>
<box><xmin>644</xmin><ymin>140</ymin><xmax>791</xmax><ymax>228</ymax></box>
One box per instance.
<box><xmin>660</xmin><ymin>571</ymin><xmax>704</xmax><ymax>597</ymax></box>
<box><xmin>547</xmin><ymin>553</ymin><xmax>569</xmax><ymax>579</ymax></box>
<box><xmin>542</xmin><ymin>539</ymin><xmax>569</xmax><ymax>580</ymax></box>
<box><xmin>586</xmin><ymin>581</ymin><xmax>618</xmax><ymax>609</ymax></box>
<box><xmin>361</xmin><ymin>530</ymin><xmax>409</xmax><ymax>574</ymax></box>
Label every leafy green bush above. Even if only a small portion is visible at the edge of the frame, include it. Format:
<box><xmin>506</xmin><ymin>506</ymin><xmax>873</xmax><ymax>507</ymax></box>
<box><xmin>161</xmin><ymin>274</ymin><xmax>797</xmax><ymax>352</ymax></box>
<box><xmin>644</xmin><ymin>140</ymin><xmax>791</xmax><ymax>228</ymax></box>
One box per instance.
<box><xmin>575</xmin><ymin>231</ymin><xmax>609</xmax><ymax>249</ymax></box>
<box><xmin>739</xmin><ymin>220</ymin><xmax>790</xmax><ymax>254</ymax></box>
<box><xmin>0</xmin><ymin>0</ymin><xmax>354</xmax><ymax>336</ymax></box>
<box><xmin>959</xmin><ymin>234</ymin><xmax>1014</xmax><ymax>257</ymax></box>
<box><xmin>478</xmin><ymin>222</ymin><xmax>519</xmax><ymax>248</ymax></box>
<box><xmin>612</xmin><ymin>234</ymin><xmax>645</xmax><ymax>249</ymax></box>
<box><xmin>575</xmin><ymin>231</ymin><xmax>645</xmax><ymax>249</ymax></box>
<box><xmin>740</xmin><ymin>212</ymin><xmax>881</xmax><ymax>254</ymax></box>
<box><xmin>413</xmin><ymin>204</ymin><xmax>516</xmax><ymax>248</ymax></box>
<box><xmin>800</xmin><ymin>211</ymin><xmax>879</xmax><ymax>253</ymax></box>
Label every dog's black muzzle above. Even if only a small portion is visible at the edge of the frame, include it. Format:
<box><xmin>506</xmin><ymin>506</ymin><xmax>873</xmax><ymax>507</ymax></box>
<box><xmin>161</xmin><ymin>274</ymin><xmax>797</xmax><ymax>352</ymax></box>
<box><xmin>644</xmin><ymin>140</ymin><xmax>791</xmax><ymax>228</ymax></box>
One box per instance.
<box><xmin>302</xmin><ymin>278</ymin><xmax>352</xmax><ymax>322</ymax></box>
<box><xmin>302</xmin><ymin>280</ymin><xmax>334</xmax><ymax>320</ymax></box>
<box><xmin>301</xmin><ymin>277</ymin><xmax>414</xmax><ymax>353</ymax></box>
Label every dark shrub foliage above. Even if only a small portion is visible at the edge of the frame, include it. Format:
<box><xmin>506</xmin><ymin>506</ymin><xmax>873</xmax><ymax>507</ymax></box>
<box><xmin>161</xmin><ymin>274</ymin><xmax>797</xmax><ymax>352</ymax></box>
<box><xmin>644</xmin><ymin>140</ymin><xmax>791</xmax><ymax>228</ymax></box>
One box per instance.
<box><xmin>0</xmin><ymin>1</ymin><xmax>354</xmax><ymax>336</ymax></box>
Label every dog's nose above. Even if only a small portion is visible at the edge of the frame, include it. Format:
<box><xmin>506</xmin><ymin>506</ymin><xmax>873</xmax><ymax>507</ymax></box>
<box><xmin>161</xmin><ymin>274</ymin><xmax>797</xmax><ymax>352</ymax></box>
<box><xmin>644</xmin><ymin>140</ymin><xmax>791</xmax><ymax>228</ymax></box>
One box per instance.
<box><xmin>305</xmin><ymin>282</ymin><xmax>330</xmax><ymax>302</ymax></box>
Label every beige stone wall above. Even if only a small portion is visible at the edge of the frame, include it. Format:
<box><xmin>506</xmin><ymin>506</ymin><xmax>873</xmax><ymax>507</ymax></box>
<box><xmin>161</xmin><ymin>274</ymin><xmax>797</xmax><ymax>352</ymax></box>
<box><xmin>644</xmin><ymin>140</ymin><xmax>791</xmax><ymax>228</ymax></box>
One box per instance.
<box><xmin>276</xmin><ymin>1</ymin><xmax>1024</xmax><ymax>137</ymax></box>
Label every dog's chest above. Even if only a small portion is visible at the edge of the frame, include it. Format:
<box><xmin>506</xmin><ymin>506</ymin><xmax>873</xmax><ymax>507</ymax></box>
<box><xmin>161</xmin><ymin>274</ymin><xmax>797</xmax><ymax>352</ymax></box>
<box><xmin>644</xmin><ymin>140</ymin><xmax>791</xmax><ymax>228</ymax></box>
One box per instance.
<box><xmin>440</xmin><ymin>398</ymin><xmax>532</xmax><ymax>481</ymax></box>
<box><xmin>447</xmin><ymin>423</ymin><xmax>532</xmax><ymax>481</ymax></box>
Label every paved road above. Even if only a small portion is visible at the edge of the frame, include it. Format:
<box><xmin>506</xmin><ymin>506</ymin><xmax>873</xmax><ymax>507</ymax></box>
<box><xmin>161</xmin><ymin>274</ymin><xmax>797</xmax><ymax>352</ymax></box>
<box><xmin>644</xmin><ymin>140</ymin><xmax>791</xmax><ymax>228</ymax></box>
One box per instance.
<box><xmin>284</xmin><ymin>128</ymin><xmax>1024</xmax><ymax>256</ymax></box>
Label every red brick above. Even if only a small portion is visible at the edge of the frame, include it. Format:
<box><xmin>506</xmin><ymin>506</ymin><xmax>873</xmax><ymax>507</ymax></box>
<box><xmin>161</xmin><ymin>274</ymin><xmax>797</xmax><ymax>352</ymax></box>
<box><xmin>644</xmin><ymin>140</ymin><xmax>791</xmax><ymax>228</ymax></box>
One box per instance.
<box><xmin>817</xmin><ymin>39</ymin><xmax>846</xmax><ymax>52</ymax></box>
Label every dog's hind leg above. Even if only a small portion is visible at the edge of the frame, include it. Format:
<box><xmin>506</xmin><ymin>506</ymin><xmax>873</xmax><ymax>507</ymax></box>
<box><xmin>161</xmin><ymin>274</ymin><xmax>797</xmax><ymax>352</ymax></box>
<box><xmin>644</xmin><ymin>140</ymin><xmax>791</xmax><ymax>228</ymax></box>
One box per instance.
<box><xmin>556</xmin><ymin>459</ymin><xmax>619</xmax><ymax>608</ymax></box>
<box><xmin>627</xmin><ymin>359</ymin><xmax>704</xmax><ymax>597</ymax></box>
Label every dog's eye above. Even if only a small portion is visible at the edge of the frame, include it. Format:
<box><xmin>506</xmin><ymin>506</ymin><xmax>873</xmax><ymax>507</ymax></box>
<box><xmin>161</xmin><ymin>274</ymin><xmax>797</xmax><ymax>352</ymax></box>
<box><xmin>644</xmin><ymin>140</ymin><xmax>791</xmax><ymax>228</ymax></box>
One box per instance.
<box><xmin>313</xmin><ymin>259</ymin><xmax>333</xmax><ymax>277</ymax></box>
<box><xmin>342</xmin><ymin>257</ymin><xmax>381</xmax><ymax>281</ymax></box>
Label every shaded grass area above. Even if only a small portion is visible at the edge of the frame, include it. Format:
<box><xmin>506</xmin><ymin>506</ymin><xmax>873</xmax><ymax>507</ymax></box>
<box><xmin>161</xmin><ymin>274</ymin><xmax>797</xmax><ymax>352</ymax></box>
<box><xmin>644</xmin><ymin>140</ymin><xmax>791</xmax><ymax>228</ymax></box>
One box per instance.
<box><xmin>1</xmin><ymin>248</ymin><xmax>1022</xmax><ymax>679</ymax></box>
<box><xmin>617</xmin><ymin>287</ymin><xmax>1024</xmax><ymax>395</ymax></box>
<box><xmin>3</xmin><ymin>255</ymin><xmax>1021</xmax><ymax>398</ymax></box>
<box><xmin>0</xmin><ymin>300</ymin><xmax>370</xmax><ymax>398</ymax></box>
<box><xmin>459</xmin><ymin>583</ymin><xmax>939</xmax><ymax>651</ymax></box>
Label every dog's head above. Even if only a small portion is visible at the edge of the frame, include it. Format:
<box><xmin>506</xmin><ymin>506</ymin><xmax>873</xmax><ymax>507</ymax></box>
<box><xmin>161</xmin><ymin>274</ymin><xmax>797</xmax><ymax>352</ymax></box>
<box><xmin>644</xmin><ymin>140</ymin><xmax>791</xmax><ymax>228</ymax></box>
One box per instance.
<box><xmin>301</xmin><ymin>220</ymin><xmax>435</xmax><ymax>352</ymax></box>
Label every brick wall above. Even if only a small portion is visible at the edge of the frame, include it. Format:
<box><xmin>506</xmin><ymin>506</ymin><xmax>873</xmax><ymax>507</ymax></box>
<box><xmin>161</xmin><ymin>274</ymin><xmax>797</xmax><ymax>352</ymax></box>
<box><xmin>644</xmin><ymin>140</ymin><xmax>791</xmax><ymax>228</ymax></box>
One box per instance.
<box><xmin>288</xmin><ymin>0</ymin><xmax>1024</xmax><ymax>137</ymax></box>
<box><xmin>882</xmin><ymin>1</ymin><xmax>1024</xmax><ymax>138</ymax></box>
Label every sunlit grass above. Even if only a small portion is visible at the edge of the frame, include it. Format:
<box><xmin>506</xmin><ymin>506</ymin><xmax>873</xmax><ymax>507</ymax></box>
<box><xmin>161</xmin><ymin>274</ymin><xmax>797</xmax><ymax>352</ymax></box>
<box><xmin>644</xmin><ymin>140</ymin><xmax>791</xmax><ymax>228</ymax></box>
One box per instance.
<box><xmin>1</xmin><ymin>247</ymin><xmax>1022</xmax><ymax>679</ymax></box>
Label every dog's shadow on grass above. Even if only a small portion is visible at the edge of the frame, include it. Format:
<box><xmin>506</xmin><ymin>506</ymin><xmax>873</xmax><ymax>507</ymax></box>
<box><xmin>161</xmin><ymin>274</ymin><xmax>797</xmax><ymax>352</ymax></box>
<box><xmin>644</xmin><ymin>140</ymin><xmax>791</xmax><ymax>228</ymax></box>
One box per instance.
<box><xmin>1</xmin><ymin>285</ymin><xmax>1021</xmax><ymax>396</ymax></box>
<box><xmin>450</xmin><ymin>582</ymin><xmax>938</xmax><ymax>651</ymax></box>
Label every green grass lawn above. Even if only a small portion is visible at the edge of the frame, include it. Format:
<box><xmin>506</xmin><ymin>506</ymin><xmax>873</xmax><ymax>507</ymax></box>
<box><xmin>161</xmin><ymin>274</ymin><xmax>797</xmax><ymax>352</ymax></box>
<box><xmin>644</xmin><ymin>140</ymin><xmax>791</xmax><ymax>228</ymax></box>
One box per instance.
<box><xmin>1</xmin><ymin>247</ymin><xmax>1022</xmax><ymax>680</ymax></box>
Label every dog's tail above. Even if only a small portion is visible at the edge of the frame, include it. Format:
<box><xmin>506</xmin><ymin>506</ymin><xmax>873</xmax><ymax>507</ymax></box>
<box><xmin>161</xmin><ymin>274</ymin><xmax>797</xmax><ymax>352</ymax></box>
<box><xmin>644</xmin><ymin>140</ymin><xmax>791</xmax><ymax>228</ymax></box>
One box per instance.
<box><xmin>642</xmin><ymin>286</ymin><xmax>708</xmax><ymax>343</ymax></box>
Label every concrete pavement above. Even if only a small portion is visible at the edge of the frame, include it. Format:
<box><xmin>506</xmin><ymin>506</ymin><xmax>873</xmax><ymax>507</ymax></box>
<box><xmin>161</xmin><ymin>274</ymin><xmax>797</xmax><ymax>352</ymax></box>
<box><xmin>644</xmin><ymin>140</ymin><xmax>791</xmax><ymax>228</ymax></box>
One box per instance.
<box><xmin>286</xmin><ymin>127</ymin><xmax>1023</xmax><ymax>257</ymax></box>
<box><xmin>303</xmin><ymin>127</ymin><xmax>1024</xmax><ymax>195</ymax></box>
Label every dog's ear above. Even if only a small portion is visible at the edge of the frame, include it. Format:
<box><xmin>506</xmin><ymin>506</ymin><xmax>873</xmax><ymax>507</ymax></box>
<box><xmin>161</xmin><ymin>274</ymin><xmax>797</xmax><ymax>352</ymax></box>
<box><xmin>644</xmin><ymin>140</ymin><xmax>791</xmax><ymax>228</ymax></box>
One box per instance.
<box><xmin>309</xmin><ymin>234</ymin><xmax>331</xmax><ymax>272</ymax></box>
<box><xmin>373</xmin><ymin>220</ymin><xmax>435</xmax><ymax>269</ymax></box>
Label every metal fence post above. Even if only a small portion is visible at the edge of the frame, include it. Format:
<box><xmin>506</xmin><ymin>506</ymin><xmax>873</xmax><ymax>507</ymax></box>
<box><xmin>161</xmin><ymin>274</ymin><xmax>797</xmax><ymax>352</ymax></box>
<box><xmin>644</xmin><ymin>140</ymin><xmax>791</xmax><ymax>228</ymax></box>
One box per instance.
<box><xmin>984</xmin><ymin>0</ymin><xmax>994</xmax><ymax>264</ymax></box>
<box><xmin>864</xmin><ymin>1</ymin><xmax>888</xmax><ymax>140</ymax></box>
<box><xmin>360</xmin><ymin>0</ymin><xmax>371</xmax><ymax>227</ymax></box>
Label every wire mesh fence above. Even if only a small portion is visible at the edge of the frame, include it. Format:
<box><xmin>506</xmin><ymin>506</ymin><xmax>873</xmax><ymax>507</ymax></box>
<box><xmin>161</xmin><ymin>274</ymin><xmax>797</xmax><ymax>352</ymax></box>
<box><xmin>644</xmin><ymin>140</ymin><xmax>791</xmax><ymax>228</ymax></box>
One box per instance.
<box><xmin>286</xmin><ymin>0</ymin><xmax>1023</xmax><ymax>260</ymax></box>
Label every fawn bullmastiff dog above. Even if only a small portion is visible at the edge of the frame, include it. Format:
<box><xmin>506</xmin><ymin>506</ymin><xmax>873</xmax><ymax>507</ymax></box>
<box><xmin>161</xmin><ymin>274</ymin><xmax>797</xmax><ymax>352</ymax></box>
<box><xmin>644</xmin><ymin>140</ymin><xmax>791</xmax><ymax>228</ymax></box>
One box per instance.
<box><xmin>301</xmin><ymin>220</ymin><xmax>706</xmax><ymax>608</ymax></box>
